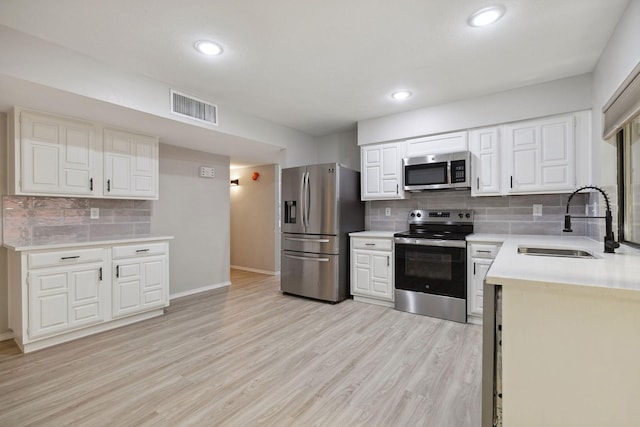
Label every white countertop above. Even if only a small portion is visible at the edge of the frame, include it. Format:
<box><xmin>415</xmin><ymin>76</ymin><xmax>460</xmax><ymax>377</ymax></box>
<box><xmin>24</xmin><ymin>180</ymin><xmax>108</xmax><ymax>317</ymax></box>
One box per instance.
<box><xmin>3</xmin><ymin>235</ymin><xmax>175</xmax><ymax>252</ymax></box>
<box><xmin>476</xmin><ymin>234</ymin><xmax>640</xmax><ymax>293</ymax></box>
<box><xmin>349</xmin><ymin>231</ymin><xmax>397</xmax><ymax>238</ymax></box>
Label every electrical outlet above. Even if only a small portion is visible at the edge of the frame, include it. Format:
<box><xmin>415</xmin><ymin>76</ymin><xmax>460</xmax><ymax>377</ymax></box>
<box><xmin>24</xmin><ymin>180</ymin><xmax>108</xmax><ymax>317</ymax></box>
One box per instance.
<box><xmin>533</xmin><ymin>204</ymin><xmax>543</xmax><ymax>216</ymax></box>
<box><xmin>90</xmin><ymin>208</ymin><xmax>99</xmax><ymax>219</ymax></box>
<box><xmin>385</xmin><ymin>207</ymin><xmax>391</xmax><ymax>217</ymax></box>
<box><xmin>199</xmin><ymin>166</ymin><xmax>216</xmax><ymax>178</ymax></box>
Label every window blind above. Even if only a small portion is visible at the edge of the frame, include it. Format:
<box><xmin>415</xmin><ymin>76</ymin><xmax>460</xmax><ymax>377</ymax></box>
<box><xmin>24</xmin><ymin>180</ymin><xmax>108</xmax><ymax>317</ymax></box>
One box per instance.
<box><xmin>603</xmin><ymin>60</ymin><xmax>640</xmax><ymax>140</ymax></box>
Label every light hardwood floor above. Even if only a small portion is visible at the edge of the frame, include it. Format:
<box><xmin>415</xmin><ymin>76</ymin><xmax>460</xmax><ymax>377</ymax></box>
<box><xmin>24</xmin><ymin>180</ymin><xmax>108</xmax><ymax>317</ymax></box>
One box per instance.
<box><xmin>0</xmin><ymin>269</ymin><xmax>482</xmax><ymax>426</ymax></box>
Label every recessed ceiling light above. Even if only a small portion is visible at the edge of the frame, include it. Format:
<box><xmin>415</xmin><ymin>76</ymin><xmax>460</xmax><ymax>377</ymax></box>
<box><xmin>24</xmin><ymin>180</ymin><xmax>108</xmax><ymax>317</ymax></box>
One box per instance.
<box><xmin>194</xmin><ymin>40</ymin><xmax>223</xmax><ymax>56</ymax></box>
<box><xmin>468</xmin><ymin>5</ymin><xmax>505</xmax><ymax>27</ymax></box>
<box><xmin>392</xmin><ymin>91</ymin><xmax>412</xmax><ymax>101</ymax></box>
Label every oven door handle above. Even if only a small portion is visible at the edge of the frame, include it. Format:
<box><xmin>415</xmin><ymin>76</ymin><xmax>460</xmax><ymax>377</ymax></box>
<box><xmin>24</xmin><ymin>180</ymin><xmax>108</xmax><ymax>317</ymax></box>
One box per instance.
<box><xmin>394</xmin><ymin>238</ymin><xmax>466</xmax><ymax>248</ymax></box>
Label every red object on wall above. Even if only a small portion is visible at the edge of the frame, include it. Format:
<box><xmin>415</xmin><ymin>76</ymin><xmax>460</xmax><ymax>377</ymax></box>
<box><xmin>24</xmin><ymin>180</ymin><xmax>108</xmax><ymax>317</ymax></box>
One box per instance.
<box><xmin>252</xmin><ymin>172</ymin><xmax>260</xmax><ymax>181</ymax></box>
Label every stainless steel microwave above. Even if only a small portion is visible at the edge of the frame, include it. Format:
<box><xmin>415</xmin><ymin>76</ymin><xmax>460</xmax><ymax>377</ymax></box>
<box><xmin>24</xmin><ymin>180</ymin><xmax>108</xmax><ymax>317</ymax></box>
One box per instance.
<box><xmin>403</xmin><ymin>151</ymin><xmax>471</xmax><ymax>191</ymax></box>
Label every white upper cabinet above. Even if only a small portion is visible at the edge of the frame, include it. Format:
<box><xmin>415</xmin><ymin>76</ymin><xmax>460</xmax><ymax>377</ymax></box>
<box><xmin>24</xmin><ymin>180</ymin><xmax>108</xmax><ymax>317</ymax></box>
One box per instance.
<box><xmin>405</xmin><ymin>131</ymin><xmax>468</xmax><ymax>157</ymax></box>
<box><xmin>104</xmin><ymin>128</ymin><xmax>159</xmax><ymax>199</ymax></box>
<box><xmin>361</xmin><ymin>141</ymin><xmax>406</xmax><ymax>200</ymax></box>
<box><xmin>504</xmin><ymin>114</ymin><xmax>575</xmax><ymax>194</ymax></box>
<box><xmin>18</xmin><ymin>111</ymin><xmax>97</xmax><ymax>196</ymax></box>
<box><xmin>9</xmin><ymin>107</ymin><xmax>159</xmax><ymax>200</ymax></box>
<box><xmin>469</xmin><ymin>127</ymin><xmax>501</xmax><ymax>196</ymax></box>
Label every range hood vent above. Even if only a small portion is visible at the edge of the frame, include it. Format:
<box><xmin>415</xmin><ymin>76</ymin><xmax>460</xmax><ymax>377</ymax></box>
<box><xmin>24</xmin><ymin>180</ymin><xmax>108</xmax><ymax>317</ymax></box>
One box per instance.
<box><xmin>170</xmin><ymin>89</ymin><xmax>218</xmax><ymax>125</ymax></box>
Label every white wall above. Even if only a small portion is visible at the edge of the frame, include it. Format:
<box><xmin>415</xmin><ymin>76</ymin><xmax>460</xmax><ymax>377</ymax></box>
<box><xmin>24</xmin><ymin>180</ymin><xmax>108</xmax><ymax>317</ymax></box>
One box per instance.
<box><xmin>150</xmin><ymin>144</ymin><xmax>231</xmax><ymax>297</ymax></box>
<box><xmin>230</xmin><ymin>164</ymin><xmax>279</xmax><ymax>274</ymax></box>
<box><xmin>357</xmin><ymin>74</ymin><xmax>592</xmax><ymax>145</ymax></box>
<box><xmin>0</xmin><ymin>25</ymin><xmax>318</xmax><ymax>169</ymax></box>
<box><xmin>314</xmin><ymin>130</ymin><xmax>360</xmax><ymax>171</ymax></box>
<box><xmin>591</xmin><ymin>0</ymin><xmax>640</xmax><ymax>186</ymax></box>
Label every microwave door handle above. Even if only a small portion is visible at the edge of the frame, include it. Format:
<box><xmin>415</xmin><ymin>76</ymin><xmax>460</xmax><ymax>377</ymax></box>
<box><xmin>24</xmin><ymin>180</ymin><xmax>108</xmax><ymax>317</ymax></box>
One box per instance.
<box><xmin>447</xmin><ymin>161</ymin><xmax>452</xmax><ymax>184</ymax></box>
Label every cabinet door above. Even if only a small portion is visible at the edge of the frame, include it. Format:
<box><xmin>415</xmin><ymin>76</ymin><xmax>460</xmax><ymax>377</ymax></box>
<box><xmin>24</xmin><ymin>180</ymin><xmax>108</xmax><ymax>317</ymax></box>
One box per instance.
<box><xmin>505</xmin><ymin>115</ymin><xmax>575</xmax><ymax>193</ymax></box>
<box><xmin>20</xmin><ymin>112</ymin><xmax>95</xmax><ymax>196</ymax></box>
<box><xmin>405</xmin><ymin>131</ymin><xmax>468</xmax><ymax>156</ymax></box>
<box><xmin>113</xmin><ymin>255</ymin><xmax>167</xmax><ymax>318</ymax></box>
<box><xmin>351</xmin><ymin>249</ymin><xmax>393</xmax><ymax>301</ymax></box>
<box><xmin>468</xmin><ymin>258</ymin><xmax>492</xmax><ymax>317</ymax></box>
<box><xmin>28</xmin><ymin>262</ymin><xmax>105</xmax><ymax>339</ymax></box>
<box><xmin>370</xmin><ymin>252</ymin><xmax>393</xmax><ymax>300</ymax></box>
<box><xmin>470</xmin><ymin>127</ymin><xmax>501</xmax><ymax>196</ymax></box>
<box><xmin>104</xmin><ymin>128</ymin><xmax>159</xmax><ymax>199</ymax></box>
<box><xmin>352</xmin><ymin>250</ymin><xmax>373</xmax><ymax>295</ymax></box>
<box><xmin>361</xmin><ymin>142</ymin><xmax>406</xmax><ymax>200</ymax></box>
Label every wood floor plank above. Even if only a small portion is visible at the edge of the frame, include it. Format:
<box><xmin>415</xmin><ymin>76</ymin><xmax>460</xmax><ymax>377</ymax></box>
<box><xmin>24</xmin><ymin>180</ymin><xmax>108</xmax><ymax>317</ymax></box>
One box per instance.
<box><xmin>0</xmin><ymin>269</ymin><xmax>481</xmax><ymax>426</ymax></box>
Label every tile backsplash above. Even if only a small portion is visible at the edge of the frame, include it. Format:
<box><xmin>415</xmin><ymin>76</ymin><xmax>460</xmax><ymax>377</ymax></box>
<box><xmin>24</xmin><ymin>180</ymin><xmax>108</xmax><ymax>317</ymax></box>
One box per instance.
<box><xmin>2</xmin><ymin>196</ymin><xmax>152</xmax><ymax>245</ymax></box>
<box><xmin>366</xmin><ymin>190</ymin><xmax>592</xmax><ymax>236</ymax></box>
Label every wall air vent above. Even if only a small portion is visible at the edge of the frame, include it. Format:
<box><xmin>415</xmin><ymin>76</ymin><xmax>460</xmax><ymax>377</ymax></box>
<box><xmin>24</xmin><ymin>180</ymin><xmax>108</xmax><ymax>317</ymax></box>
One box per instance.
<box><xmin>170</xmin><ymin>89</ymin><xmax>218</xmax><ymax>126</ymax></box>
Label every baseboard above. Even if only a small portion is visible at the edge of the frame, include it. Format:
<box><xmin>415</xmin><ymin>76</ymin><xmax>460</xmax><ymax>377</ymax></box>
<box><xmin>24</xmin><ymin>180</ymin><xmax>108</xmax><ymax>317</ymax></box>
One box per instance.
<box><xmin>170</xmin><ymin>281</ymin><xmax>231</xmax><ymax>300</ymax></box>
<box><xmin>230</xmin><ymin>265</ymin><xmax>280</xmax><ymax>276</ymax></box>
<box><xmin>0</xmin><ymin>330</ymin><xmax>14</xmax><ymax>342</ymax></box>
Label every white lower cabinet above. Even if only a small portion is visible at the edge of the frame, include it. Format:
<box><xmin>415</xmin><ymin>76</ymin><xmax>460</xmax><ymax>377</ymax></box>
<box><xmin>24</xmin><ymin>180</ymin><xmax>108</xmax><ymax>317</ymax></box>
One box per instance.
<box><xmin>350</xmin><ymin>235</ymin><xmax>394</xmax><ymax>307</ymax></box>
<box><xmin>7</xmin><ymin>238</ymin><xmax>171</xmax><ymax>353</ymax></box>
<box><xmin>112</xmin><ymin>243</ymin><xmax>169</xmax><ymax>318</ymax></box>
<box><xmin>467</xmin><ymin>242</ymin><xmax>502</xmax><ymax>324</ymax></box>
<box><xmin>28</xmin><ymin>255</ymin><xmax>108</xmax><ymax>339</ymax></box>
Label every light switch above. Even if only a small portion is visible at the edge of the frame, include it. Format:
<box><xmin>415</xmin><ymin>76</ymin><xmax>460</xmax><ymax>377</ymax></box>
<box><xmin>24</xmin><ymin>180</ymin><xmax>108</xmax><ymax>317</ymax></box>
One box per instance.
<box><xmin>90</xmin><ymin>208</ymin><xmax>99</xmax><ymax>219</ymax></box>
<box><xmin>385</xmin><ymin>207</ymin><xmax>391</xmax><ymax>217</ymax></box>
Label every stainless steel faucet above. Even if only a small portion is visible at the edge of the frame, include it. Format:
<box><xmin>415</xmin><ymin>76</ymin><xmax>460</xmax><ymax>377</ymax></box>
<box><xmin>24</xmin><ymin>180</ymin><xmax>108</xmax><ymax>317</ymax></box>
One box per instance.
<box><xmin>563</xmin><ymin>186</ymin><xmax>620</xmax><ymax>254</ymax></box>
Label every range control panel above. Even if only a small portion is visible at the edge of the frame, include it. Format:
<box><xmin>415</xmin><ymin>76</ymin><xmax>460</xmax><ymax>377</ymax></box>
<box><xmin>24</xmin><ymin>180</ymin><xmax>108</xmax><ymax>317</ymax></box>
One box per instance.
<box><xmin>408</xmin><ymin>209</ymin><xmax>473</xmax><ymax>224</ymax></box>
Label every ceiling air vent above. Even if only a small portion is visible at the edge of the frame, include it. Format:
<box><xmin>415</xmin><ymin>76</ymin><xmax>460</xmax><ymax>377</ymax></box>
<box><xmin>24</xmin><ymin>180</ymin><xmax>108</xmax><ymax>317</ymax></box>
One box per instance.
<box><xmin>170</xmin><ymin>89</ymin><xmax>218</xmax><ymax>126</ymax></box>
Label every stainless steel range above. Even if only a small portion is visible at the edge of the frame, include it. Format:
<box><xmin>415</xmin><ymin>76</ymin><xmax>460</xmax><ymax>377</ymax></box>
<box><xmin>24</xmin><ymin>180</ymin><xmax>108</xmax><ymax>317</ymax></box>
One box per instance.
<box><xmin>394</xmin><ymin>209</ymin><xmax>474</xmax><ymax>323</ymax></box>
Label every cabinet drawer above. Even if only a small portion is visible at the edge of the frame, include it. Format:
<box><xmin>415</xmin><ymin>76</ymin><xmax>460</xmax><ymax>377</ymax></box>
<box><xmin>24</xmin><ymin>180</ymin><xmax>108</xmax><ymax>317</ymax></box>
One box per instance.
<box><xmin>351</xmin><ymin>238</ymin><xmax>393</xmax><ymax>251</ymax></box>
<box><xmin>28</xmin><ymin>248</ymin><xmax>105</xmax><ymax>269</ymax></box>
<box><xmin>470</xmin><ymin>243</ymin><xmax>501</xmax><ymax>259</ymax></box>
<box><xmin>112</xmin><ymin>242</ymin><xmax>167</xmax><ymax>259</ymax></box>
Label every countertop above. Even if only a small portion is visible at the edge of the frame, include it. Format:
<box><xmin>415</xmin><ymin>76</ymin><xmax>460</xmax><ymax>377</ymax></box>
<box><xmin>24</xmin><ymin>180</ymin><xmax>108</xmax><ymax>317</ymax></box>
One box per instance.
<box><xmin>3</xmin><ymin>235</ymin><xmax>175</xmax><ymax>252</ymax></box>
<box><xmin>349</xmin><ymin>231</ymin><xmax>397</xmax><ymax>238</ymax></box>
<box><xmin>472</xmin><ymin>234</ymin><xmax>640</xmax><ymax>293</ymax></box>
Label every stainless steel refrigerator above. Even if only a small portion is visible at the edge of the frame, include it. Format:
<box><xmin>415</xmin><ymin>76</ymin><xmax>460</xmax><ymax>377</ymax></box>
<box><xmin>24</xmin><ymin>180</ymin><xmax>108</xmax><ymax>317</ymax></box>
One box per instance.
<box><xmin>281</xmin><ymin>163</ymin><xmax>364</xmax><ymax>302</ymax></box>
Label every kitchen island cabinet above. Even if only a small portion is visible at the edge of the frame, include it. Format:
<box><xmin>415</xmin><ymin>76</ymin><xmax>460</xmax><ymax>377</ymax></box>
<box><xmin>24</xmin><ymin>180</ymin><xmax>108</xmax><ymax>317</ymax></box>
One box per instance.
<box><xmin>480</xmin><ymin>236</ymin><xmax>640</xmax><ymax>427</ymax></box>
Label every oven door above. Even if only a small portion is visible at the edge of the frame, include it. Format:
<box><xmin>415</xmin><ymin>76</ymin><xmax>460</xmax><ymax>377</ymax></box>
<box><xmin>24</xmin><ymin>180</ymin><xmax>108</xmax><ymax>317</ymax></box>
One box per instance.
<box><xmin>394</xmin><ymin>240</ymin><xmax>466</xmax><ymax>299</ymax></box>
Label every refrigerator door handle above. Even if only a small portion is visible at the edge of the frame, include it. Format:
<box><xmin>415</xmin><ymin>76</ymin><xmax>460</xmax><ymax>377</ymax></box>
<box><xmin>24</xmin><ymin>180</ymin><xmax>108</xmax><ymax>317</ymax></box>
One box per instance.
<box><xmin>284</xmin><ymin>254</ymin><xmax>330</xmax><ymax>262</ymax></box>
<box><xmin>300</xmin><ymin>171</ymin><xmax>306</xmax><ymax>229</ymax></box>
<box><xmin>284</xmin><ymin>237</ymin><xmax>331</xmax><ymax>243</ymax></box>
<box><xmin>304</xmin><ymin>171</ymin><xmax>311</xmax><ymax>227</ymax></box>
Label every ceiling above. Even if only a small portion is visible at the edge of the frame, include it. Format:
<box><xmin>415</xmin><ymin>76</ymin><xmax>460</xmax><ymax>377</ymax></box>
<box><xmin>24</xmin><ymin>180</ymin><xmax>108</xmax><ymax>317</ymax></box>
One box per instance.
<box><xmin>0</xmin><ymin>0</ymin><xmax>630</xmax><ymax>141</ymax></box>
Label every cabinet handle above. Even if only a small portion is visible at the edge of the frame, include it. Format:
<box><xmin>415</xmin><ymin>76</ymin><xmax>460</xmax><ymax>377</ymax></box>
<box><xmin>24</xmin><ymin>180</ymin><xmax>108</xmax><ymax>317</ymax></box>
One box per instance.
<box><xmin>116</xmin><ymin>265</ymin><xmax>120</xmax><ymax>278</ymax></box>
<box><xmin>477</xmin><ymin>250</ymin><xmax>492</xmax><ymax>254</ymax></box>
<box><xmin>61</xmin><ymin>256</ymin><xmax>80</xmax><ymax>260</ymax></box>
<box><xmin>107</xmin><ymin>179</ymin><xmax>111</xmax><ymax>192</ymax></box>
<box><xmin>365</xmin><ymin>243</ymin><xmax>376</xmax><ymax>246</ymax></box>
<box><xmin>396</xmin><ymin>184</ymin><xmax>399</xmax><ymax>194</ymax></box>
<box><xmin>99</xmin><ymin>267</ymin><xmax>103</xmax><ymax>281</ymax></box>
<box><xmin>387</xmin><ymin>255</ymin><xmax>390</xmax><ymax>267</ymax></box>
<box><xmin>476</xmin><ymin>177</ymin><xmax>479</xmax><ymax>190</ymax></box>
<box><xmin>510</xmin><ymin>176</ymin><xmax>513</xmax><ymax>188</ymax></box>
<box><xmin>473</xmin><ymin>262</ymin><xmax>476</xmax><ymax>275</ymax></box>
<box><xmin>90</xmin><ymin>178</ymin><xmax>93</xmax><ymax>191</ymax></box>
<box><xmin>136</xmin><ymin>249</ymin><xmax>150</xmax><ymax>253</ymax></box>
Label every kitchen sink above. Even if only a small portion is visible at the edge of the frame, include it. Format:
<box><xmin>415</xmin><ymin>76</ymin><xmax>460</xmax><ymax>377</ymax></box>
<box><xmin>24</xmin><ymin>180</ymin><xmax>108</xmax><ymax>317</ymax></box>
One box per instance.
<box><xmin>517</xmin><ymin>246</ymin><xmax>597</xmax><ymax>259</ymax></box>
